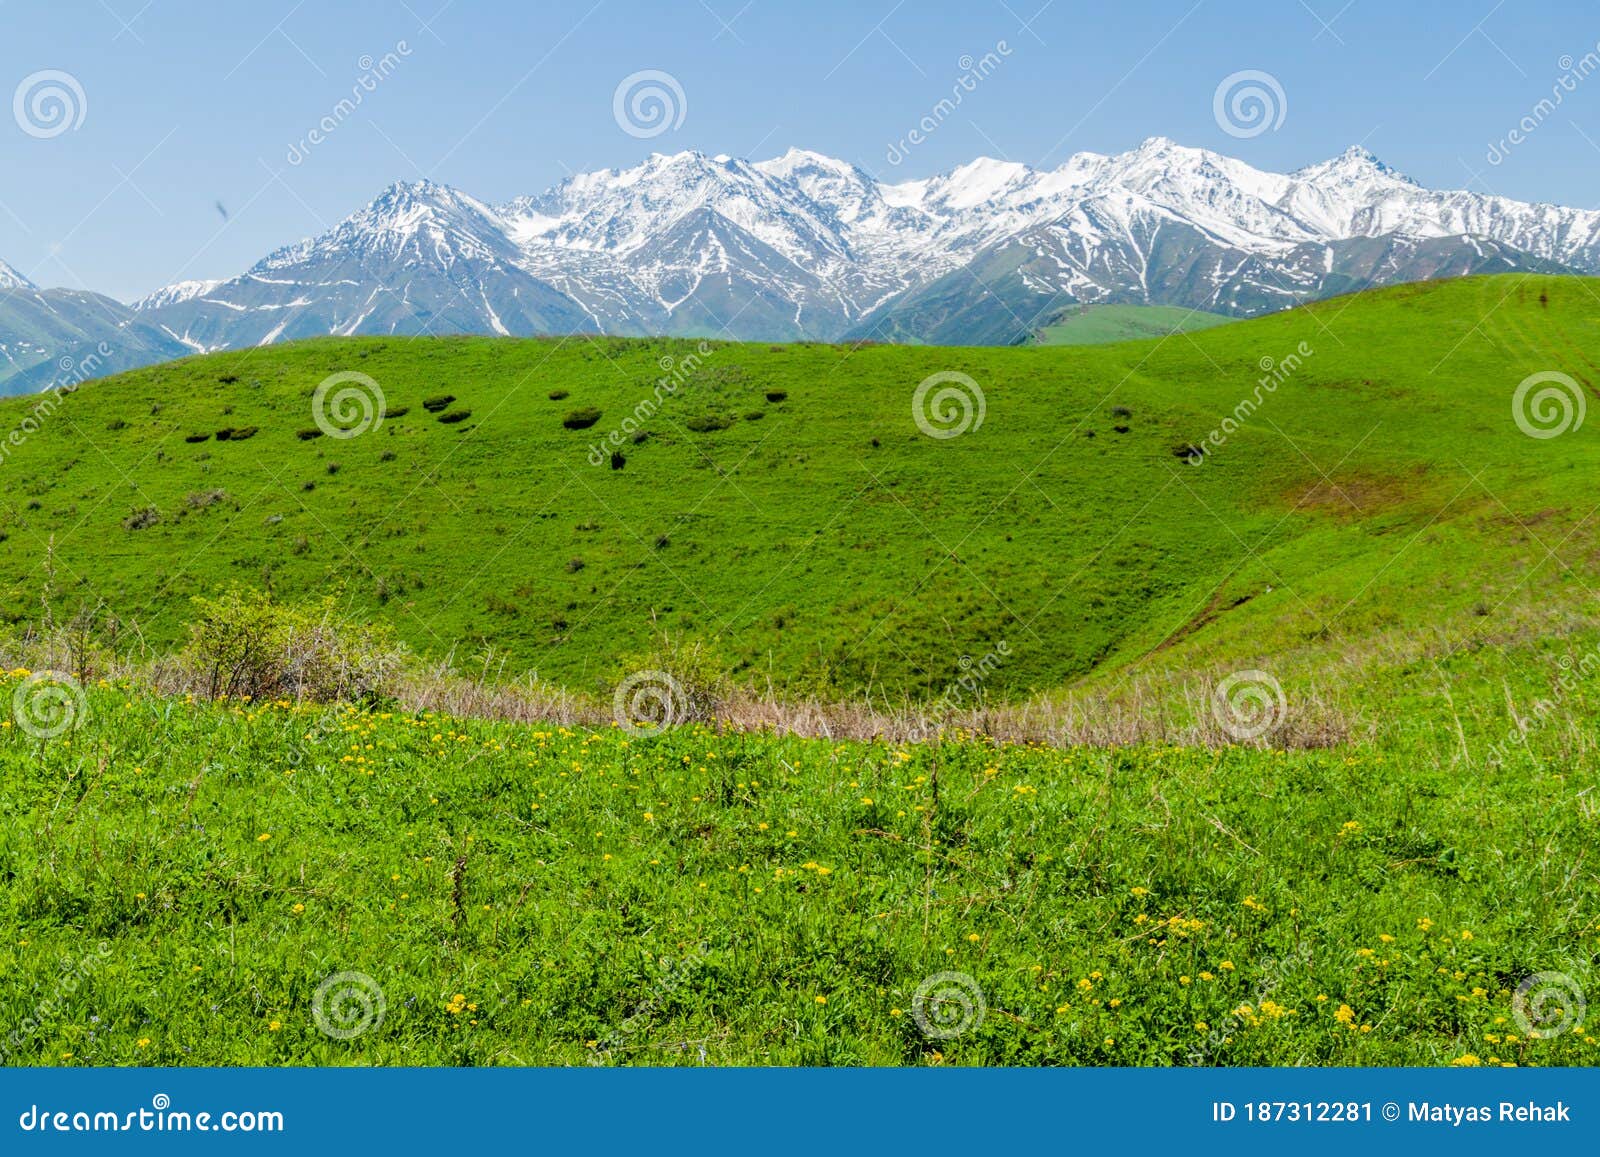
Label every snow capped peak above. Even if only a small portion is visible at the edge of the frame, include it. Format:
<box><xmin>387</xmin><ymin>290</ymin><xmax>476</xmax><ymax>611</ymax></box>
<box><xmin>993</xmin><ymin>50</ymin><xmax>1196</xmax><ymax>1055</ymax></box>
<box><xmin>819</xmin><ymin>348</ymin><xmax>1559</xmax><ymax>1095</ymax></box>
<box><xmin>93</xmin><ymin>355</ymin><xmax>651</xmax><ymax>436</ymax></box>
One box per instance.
<box><xmin>1292</xmin><ymin>145</ymin><xmax>1417</xmax><ymax>188</ymax></box>
<box><xmin>757</xmin><ymin>147</ymin><xmax>858</xmax><ymax>177</ymax></box>
<box><xmin>254</xmin><ymin>176</ymin><xmax>514</xmax><ymax>275</ymax></box>
<box><xmin>363</xmin><ymin>178</ymin><xmax>498</xmax><ymax>220</ymax></box>
<box><xmin>132</xmin><ymin>278</ymin><xmax>223</xmax><ymax>311</ymax></box>
<box><xmin>919</xmin><ymin>157</ymin><xmax>1036</xmax><ymax>211</ymax></box>
<box><xmin>0</xmin><ymin>258</ymin><xmax>36</xmax><ymax>291</ymax></box>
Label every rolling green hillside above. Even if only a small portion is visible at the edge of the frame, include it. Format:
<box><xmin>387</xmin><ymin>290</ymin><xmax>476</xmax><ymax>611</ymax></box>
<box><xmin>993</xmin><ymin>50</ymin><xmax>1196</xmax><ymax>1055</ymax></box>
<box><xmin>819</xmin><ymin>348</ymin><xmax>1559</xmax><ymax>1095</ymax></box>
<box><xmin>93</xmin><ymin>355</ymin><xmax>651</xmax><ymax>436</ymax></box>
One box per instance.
<box><xmin>1</xmin><ymin>274</ymin><xmax>1597</xmax><ymax>707</ymax></box>
<box><xmin>1033</xmin><ymin>304</ymin><xmax>1235</xmax><ymax>345</ymax></box>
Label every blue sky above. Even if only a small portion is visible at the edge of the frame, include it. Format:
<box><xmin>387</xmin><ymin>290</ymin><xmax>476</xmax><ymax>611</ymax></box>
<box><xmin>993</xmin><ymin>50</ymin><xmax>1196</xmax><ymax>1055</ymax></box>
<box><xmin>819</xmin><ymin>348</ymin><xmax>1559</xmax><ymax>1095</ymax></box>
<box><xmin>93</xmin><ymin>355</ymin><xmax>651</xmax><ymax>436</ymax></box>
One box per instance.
<box><xmin>2</xmin><ymin>0</ymin><xmax>1597</xmax><ymax>300</ymax></box>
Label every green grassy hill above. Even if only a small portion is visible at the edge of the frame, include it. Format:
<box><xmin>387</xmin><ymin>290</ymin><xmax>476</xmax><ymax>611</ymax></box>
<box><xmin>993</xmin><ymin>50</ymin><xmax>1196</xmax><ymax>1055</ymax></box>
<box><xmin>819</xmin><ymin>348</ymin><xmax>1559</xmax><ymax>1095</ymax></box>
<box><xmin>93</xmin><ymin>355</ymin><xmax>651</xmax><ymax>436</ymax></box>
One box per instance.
<box><xmin>1032</xmin><ymin>303</ymin><xmax>1235</xmax><ymax>345</ymax></box>
<box><xmin>6</xmin><ymin>274</ymin><xmax>1600</xmax><ymax>1069</ymax></box>
<box><xmin>1</xmin><ymin>274</ymin><xmax>1597</xmax><ymax>712</ymax></box>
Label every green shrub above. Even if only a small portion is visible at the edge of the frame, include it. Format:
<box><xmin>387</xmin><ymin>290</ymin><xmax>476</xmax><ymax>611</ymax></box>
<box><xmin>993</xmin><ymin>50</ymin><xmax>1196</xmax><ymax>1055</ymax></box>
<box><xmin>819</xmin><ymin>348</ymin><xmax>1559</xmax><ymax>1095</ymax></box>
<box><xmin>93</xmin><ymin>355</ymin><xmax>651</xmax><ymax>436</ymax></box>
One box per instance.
<box><xmin>182</xmin><ymin>589</ymin><xmax>406</xmax><ymax>702</ymax></box>
<box><xmin>422</xmin><ymin>395</ymin><xmax>455</xmax><ymax>413</ymax></box>
<box><xmin>185</xmin><ymin>433</ymin><xmax>211</xmax><ymax>444</ymax></box>
<box><xmin>548</xmin><ymin>389</ymin><xmax>570</xmax><ymax>401</ymax></box>
<box><xmin>685</xmin><ymin>414</ymin><xmax>733</xmax><ymax>433</ymax></box>
<box><xmin>437</xmin><ymin>409</ymin><xmax>471</xmax><ymax>424</ymax></box>
<box><xmin>563</xmin><ymin>407</ymin><xmax>602</xmax><ymax>430</ymax></box>
<box><xmin>296</xmin><ymin>429</ymin><xmax>323</xmax><ymax>441</ymax></box>
<box><xmin>765</xmin><ymin>390</ymin><xmax>787</xmax><ymax>402</ymax></box>
<box><xmin>616</xmin><ymin>634</ymin><xmax>730</xmax><ymax>729</ymax></box>
<box><xmin>383</xmin><ymin>406</ymin><xmax>410</xmax><ymax>419</ymax></box>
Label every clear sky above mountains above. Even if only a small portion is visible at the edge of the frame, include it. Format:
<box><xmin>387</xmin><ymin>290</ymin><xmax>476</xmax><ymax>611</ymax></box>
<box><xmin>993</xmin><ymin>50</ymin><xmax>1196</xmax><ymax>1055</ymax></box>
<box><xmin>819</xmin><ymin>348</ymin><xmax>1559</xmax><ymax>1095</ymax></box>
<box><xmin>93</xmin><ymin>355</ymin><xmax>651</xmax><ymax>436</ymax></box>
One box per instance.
<box><xmin>3</xmin><ymin>0</ymin><xmax>1597</xmax><ymax>300</ymax></box>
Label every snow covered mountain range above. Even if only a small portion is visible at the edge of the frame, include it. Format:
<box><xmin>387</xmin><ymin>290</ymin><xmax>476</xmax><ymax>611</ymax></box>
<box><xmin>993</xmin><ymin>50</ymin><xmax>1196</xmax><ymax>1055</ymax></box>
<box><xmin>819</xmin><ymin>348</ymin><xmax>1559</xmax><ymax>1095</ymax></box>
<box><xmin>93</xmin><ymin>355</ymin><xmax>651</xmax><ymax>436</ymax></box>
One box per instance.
<box><xmin>3</xmin><ymin>137</ymin><xmax>1596</xmax><ymax>392</ymax></box>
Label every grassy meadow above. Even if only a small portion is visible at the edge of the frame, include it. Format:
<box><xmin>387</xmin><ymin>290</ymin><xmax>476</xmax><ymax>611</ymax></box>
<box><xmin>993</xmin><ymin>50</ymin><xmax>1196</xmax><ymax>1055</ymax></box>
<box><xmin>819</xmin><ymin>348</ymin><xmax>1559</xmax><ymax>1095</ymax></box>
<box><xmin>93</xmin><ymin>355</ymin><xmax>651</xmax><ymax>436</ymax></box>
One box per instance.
<box><xmin>2</xmin><ymin>671</ymin><xmax>1596</xmax><ymax>1067</ymax></box>
<box><xmin>1</xmin><ymin>273</ymin><xmax>1599</xmax><ymax>1066</ymax></box>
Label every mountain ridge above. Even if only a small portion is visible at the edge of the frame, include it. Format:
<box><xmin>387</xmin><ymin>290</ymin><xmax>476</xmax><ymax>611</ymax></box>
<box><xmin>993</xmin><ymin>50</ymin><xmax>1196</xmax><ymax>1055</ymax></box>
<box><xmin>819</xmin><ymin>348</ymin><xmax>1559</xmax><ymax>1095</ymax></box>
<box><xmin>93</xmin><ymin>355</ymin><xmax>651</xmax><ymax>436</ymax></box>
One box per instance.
<box><xmin>4</xmin><ymin>138</ymin><xmax>1599</xmax><ymax>393</ymax></box>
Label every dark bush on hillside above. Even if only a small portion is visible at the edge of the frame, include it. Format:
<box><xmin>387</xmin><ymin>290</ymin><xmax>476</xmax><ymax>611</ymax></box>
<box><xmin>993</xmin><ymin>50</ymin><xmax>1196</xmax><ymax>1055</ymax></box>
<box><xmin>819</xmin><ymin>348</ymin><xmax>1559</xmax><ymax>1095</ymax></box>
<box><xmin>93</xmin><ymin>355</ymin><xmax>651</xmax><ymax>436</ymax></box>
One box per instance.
<box><xmin>297</xmin><ymin>428</ymin><xmax>324</xmax><ymax>441</ymax></box>
<box><xmin>215</xmin><ymin>428</ymin><xmax>235</xmax><ymax>441</ymax></box>
<box><xmin>744</xmin><ymin>411</ymin><xmax>765</xmax><ymax>421</ymax></box>
<box><xmin>654</xmin><ymin>534</ymin><xmax>670</xmax><ymax>549</ymax></box>
<box><xmin>123</xmin><ymin>506</ymin><xmax>161</xmax><ymax>531</ymax></box>
<box><xmin>422</xmin><ymin>395</ymin><xmax>455</xmax><ymax>412</ymax></box>
<box><xmin>610</xmin><ymin>451</ymin><xmax>625</xmax><ymax>470</ymax></box>
<box><xmin>685</xmin><ymin>414</ymin><xmax>733</xmax><ymax>433</ymax></box>
<box><xmin>216</xmin><ymin>426</ymin><xmax>259</xmax><ymax>442</ymax></box>
<box><xmin>437</xmin><ymin>409</ymin><xmax>471</xmax><ymax>424</ymax></box>
<box><xmin>185</xmin><ymin>433</ymin><xmax>211</xmax><ymax>444</ymax></box>
<box><xmin>563</xmin><ymin>407</ymin><xmax>602</xmax><ymax>430</ymax></box>
<box><xmin>1110</xmin><ymin>405</ymin><xmax>1132</xmax><ymax>418</ymax></box>
<box><xmin>326</xmin><ymin>463</ymin><xmax>340</xmax><ymax>475</ymax></box>
<box><xmin>218</xmin><ymin>374</ymin><xmax>239</xmax><ymax>385</ymax></box>
<box><xmin>548</xmin><ymin>389</ymin><xmax>569</xmax><ymax>400</ymax></box>
<box><xmin>185</xmin><ymin>489</ymin><xmax>229</xmax><ymax>509</ymax></box>
<box><xmin>1113</xmin><ymin>425</ymin><xmax>1130</xmax><ymax>434</ymax></box>
<box><xmin>566</xmin><ymin>557</ymin><xmax>585</xmax><ymax>572</ymax></box>
<box><xmin>765</xmin><ymin>390</ymin><xmax>787</xmax><ymax>402</ymax></box>
<box><xmin>383</xmin><ymin>406</ymin><xmax>410</xmax><ymax>419</ymax></box>
<box><xmin>631</xmin><ymin>430</ymin><xmax>649</xmax><ymax>444</ymax></box>
<box><xmin>183</xmin><ymin>589</ymin><xmax>406</xmax><ymax>702</ymax></box>
<box><xmin>380</xmin><ymin>450</ymin><xmax>396</xmax><ymax>462</ymax></box>
<box><xmin>106</xmin><ymin>418</ymin><xmax>128</xmax><ymax>432</ymax></box>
